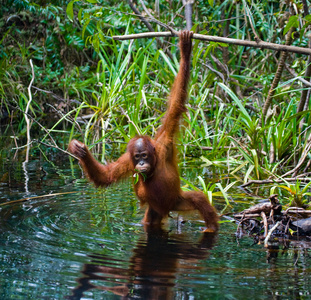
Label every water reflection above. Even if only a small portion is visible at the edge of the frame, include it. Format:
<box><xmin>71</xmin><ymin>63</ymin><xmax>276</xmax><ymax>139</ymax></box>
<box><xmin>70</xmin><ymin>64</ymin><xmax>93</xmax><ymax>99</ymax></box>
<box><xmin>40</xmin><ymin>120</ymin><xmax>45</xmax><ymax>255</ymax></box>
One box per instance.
<box><xmin>68</xmin><ymin>228</ymin><xmax>217</xmax><ymax>299</ymax></box>
<box><xmin>2</xmin><ymin>154</ymin><xmax>311</xmax><ymax>299</ymax></box>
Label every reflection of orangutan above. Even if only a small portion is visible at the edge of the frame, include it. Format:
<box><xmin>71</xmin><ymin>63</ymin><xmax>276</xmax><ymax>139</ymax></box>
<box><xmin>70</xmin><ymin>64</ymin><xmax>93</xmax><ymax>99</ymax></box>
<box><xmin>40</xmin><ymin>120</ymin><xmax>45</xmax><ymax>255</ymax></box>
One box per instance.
<box><xmin>68</xmin><ymin>30</ymin><xmax>218</xmax><ymax>232</ymax></box>
<box><xmin>68</xmin><ymin>229</ymin><xmax>216</xmax><ymax>299</ymax></box>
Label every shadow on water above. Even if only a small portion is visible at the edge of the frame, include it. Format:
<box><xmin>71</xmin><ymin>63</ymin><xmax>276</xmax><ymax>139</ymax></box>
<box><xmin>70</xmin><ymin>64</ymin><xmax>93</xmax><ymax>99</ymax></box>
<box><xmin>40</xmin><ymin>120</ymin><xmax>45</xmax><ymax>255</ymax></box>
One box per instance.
<box><xmin>68</xmin><ymin>229</ymin><xmax>217</xmax><ymax>300</ymax></box>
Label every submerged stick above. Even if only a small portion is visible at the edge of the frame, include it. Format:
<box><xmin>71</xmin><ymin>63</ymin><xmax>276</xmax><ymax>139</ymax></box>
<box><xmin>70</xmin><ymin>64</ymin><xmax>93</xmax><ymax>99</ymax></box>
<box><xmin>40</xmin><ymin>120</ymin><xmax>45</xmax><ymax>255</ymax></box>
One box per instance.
<box><xmin>113</xmin><ymin>32</ymin><xmax>311</xmax><ymax>56</ymax></box>
<box><xmin>264</xmin><ymin>221</ymin><xmax>281</xmax><ymax>247</ymax></box>
<box><xmin>261</xmin><ymin>211</ymin><xmax>268</xmax><ymax>237</ymax></box>
<box><xmin>0</xmin><ymin>191</ymin><xmax>79</xmax><ymax>207</ymax></box>
<box><xmin>25</xmin><ymin>59</ymin><xmax>35</xmax><ymax>145</ymax></box>
<box><xmin>24</xmin><ymin>59</ymin><xmax>35</xmax><ymax>163</ymax></box>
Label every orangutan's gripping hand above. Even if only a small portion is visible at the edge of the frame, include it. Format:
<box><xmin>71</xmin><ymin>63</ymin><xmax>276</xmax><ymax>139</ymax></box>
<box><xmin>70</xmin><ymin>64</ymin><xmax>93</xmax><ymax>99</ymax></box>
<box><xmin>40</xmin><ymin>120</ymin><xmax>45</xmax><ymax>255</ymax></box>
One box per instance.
<box><xmin>68</xmin><ymin>139</ymin><xmax>87</xmax><ymax>160</ymax></box>
<box><xmin>179</xmin><ymin>30</ymin><xmax>193</xmax><ymax>60</ymax></box>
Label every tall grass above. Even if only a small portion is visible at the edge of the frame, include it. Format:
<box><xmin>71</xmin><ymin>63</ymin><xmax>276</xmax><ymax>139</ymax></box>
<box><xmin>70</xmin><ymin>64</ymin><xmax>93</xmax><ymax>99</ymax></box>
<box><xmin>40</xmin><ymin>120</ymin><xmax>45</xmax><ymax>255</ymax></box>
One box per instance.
<box><xmin>3</xmin><ymin>0</ymin><xmax>311</xmax><ymax>208</ymax></box>
<box><xmin>64</xmin><ymin>11</ymin><xmax>311</xmax><ymax>206</ymax></box>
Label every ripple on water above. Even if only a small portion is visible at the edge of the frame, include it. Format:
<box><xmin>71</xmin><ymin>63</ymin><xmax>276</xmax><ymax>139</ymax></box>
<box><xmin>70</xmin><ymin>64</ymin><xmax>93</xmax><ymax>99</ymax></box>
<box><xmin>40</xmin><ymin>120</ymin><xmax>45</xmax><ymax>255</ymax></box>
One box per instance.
<box><xmin>1</xmin><ymin>163</ymin><xmax>311</xmax><ymax>299</ymax></box>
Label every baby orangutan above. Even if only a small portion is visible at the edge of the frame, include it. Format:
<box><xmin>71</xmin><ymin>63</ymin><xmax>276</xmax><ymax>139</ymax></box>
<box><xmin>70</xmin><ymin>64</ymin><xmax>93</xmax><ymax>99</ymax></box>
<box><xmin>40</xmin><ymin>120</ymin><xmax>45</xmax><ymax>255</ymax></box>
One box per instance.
<box><xmin>69</xmin><ymin>30</ymin><xmax>219</xmax><ymax>232</ymax></box>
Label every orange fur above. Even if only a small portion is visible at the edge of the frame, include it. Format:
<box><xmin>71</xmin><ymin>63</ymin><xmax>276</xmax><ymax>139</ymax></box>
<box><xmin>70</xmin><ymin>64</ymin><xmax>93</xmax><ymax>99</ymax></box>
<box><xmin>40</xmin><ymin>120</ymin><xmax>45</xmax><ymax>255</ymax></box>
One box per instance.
<box><xmin>68</xmin><ymin>31</ymin><xmax>219</xmax><ymax>232</ymax></box>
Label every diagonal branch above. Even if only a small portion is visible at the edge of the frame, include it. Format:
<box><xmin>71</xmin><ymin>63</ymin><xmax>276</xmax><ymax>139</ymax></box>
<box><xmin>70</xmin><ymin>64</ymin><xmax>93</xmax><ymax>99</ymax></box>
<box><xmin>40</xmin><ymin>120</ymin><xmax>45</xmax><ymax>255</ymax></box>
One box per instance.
<box><xmin>138</xmin><ymin>0</ymin><xmax>178</xmax><ymax>35</ymax></box>
<box><xmin>244</xmin><ymin>4</ymin><xmax>260</xmax><ymax>43</ymax></box>
<box><xmin>127</xmin><ymin>0</ymin><xmax>154</xmax><ymax>32</ymax></box>
<box><xmin>261</xmin><ymin>27</ymin><xmax>294</xmax><ymax>126</ymax></box>
<box><xmin>298</xmin><ymin>0</ymin><xmax>311</xmax><ymax>114</ymax></box>
<box><xmin>127</xmin><ymin>1</ymin><xmax>175</xmax><ymax>60</ymax></box>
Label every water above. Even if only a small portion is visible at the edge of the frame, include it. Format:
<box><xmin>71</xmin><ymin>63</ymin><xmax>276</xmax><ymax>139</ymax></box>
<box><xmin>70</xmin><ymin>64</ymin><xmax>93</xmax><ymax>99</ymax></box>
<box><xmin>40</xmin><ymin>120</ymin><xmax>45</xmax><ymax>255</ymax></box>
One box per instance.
<box><xmin>1</xmin><ymin>152</ymin><xmax>311</xmax><ymax>299</ymax></box>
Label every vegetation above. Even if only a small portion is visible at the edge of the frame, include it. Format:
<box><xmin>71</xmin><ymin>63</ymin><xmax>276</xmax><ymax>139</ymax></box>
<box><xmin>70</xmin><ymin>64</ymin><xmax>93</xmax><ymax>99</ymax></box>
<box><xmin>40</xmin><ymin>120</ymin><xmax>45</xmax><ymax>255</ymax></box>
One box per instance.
<box><xmin>1</xmin><ymin>0</ymin><xmax>311</xmax><ymax>208</ymax></box>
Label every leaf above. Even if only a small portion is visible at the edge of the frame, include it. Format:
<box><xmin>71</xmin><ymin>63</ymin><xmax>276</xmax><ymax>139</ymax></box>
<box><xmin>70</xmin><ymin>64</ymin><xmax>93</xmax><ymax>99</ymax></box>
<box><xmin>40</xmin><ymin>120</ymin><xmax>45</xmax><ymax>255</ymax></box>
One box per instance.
<box><xmin>180</xmin><ymin>177</ymin><xmax>199</xmax><ymax>191</ymax></box>
<box><xmin>78</xmin><ymin>8</ymin><xmax>83</xmax><ymax>23</ymax></box>
<box><xmin>207</xmin><ymin>191</ymin><xmax>213</xmax><ymax>204</ymax></box>
<box><xmin>244</xmin><ymin>165</ymin><xmax>254</xmax><ymax>183</ymax></box>
<box><xmin>288</xmin><ymin>228</ymin><xmax>296</xmax><ymax>236</ymax></box>
<box><xmin>66</xmin><ymin>0</ymin><xmax>76</xmax><ymax>21</ymax></box>
<box><xmin>200</xmin><ymin>156</ymin><xmax>213</xmax><ymax>166</ymax></box>
<box><xmin>283</xmin><ymin>15</ymin><xmax>299</xmax><ymax>35</ymax></box>
<box><xmin>230</xmin><ymin>161</ymin><xmax>248</xmax><ymax>175</ymax></box>
<box><xmin>159</xmin><ymin>50</ymin><xmax>177</xmax><ymax>76</ymax></box>
<box><xmin>218</xmin><ymin>83</ymin><xmax>252</xmax><ymax>123</ymax></box>
<box><xmin>133</xmin><ymin>173</ymin><xmax>139</xmax><ymax>184</ymax></box>
<box><xmin>251</xmin><ymin>149</ymin><xmax>259</xmax><ymax>179</ymax></box>
<box><xmin>198</xmin><ymin>176</ymin><xmax>207</xmax><ymax>192</ymax></box>
<box><xmin>82</xmin><ymin>19</ymin><xmax>91</xmax><ymax>40</ymax></box>
<box><xmin>279</xmin><ymin>185</ymin><xmax>294</xmax><ymax>194</ymax></box>
<box><xmin>208</xmin><ymin>0</ymin><xmax>214</xmax><ymax>7</ymax></box>
<box><xmin>301</xmin><ymin>180</ymin><xmax>311</xmax><ymax>193</ymax></box>
<box><xmin>223</xmin><ymin>181</ymin><xmax>237</xmax><ymax>193</ymax></box>
<box><xmin>87</xmin><ymin>0</ymin><xmax>98</xmax><ymax>3</ymax></box>
<box><xmin>216</xmin><ymin>183</ymin><xmax>230</xmax><ymax>206</ymax></box>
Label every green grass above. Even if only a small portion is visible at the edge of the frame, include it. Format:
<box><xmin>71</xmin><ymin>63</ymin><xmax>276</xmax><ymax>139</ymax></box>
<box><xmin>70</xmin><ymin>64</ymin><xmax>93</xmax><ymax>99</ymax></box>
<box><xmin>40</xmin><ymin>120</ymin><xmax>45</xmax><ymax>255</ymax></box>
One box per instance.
<box><xmin>3</xmin><ymin>0</ymin><xmax>311</xmax><ymax>209</ymax></box>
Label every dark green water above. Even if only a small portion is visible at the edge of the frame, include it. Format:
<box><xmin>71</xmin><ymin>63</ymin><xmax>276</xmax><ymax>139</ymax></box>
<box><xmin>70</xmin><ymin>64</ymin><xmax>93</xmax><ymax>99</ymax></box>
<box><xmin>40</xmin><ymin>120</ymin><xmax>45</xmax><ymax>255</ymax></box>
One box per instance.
<box><xmin>1</xmin><ymin>153</ymin><xmax>311</xmax><ymax>299</ymax></box>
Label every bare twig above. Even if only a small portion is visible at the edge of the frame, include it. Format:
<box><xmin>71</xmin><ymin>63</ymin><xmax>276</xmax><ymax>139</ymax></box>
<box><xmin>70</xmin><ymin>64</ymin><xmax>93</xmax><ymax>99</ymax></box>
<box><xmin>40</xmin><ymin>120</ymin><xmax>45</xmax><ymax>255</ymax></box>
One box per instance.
<box><xmin>37</xmin><ymin>140</ymin><xmax>77</xmax><ymax>159</ymax></box>
<box><xmin>284</xmin><ymin>207</ymin><xmax>311</xmax><ymax>215</ymax></box>
<box><xmin>241</xmin><ymin>176</ymin><xmax>311</xmax><ymax>187</ymax></box>
<box><xmin>261</xmin><ymin>211</ymin><xmax>268</xmax><ymax>237</ymax></box>
<box><xmin>32</xmin><ymin>86</ymin><xmax>81</xmax><ymax>104</ymax></box>
<box><xmin>127</xmin><ymin>1</ymin><xmax>175</xmax><ymax>60</ymax></box>
<box><xmin>10</xmin><ymin>103</ymin><xmax>77</xmax><ymax>158</ymax></box>
<box><xmin>264</xmin><ymin>221</ymin><xmax>281</xmax><ymax>247</ymax></box>
<box><xmin>298</xmin><ymin>2</ymin><xmax>311</xmax><ymax>130</ymax></box>
<box><xmin>282</xmin><ymin>135</ymin><xmax>311</xmax><ymax>177</ymax></box>
<box><xmin>138</xmin><ymin>0</ymin><xmax>177</xmax><ymax>35</ymax></box>
<box><xmin>24</xmin><ymin>59</ymin><xmax>35</xmax><ymax>162</ymax></box>
<box><xmin>261</xmin><ymin>27</ymin><xmax>294</xmax><ymax>126</ymax></box>
<box><xmin>120</xmin><ymin>107</ymin><xmax>141</xmax><ymax>134</ymax></box>
<box><xmin>0</xmin><ymin>191</ymin><xmax>79</xmax><ymax>207</ymax></box>
<box><xmin>234</xmin><ymin>213</ymin><xmax>261</xmax><ymax>218</ymax></box>
<box><xmin>285</xmin><ymin>65</ymin><xmax>311</xmax><ymax>87</ymax></box>
<box><xmin>46</xmin><ymin>103</ymin><xmax>83</xmax><ymax>133</ymax></box>
<box><xmin>113</xmin><ymin>31</ymin><xmax>311</xmax><ymax>55</ymax></box>
<box><xmin>298</xmin><ymin>59</ymin><xmax>311</xmax><ymax>113</ymax></box>
<box><xmin>127</xmin><ymin>0</ymin><xmax>154</xmax><ymax>32</ymax></box>
<box><xmin>25</xmin><ymin>60</ymin><xmax>35</xmax><ymax>135</ymax></box>
<box><xmin>244</xmin><ymin>4</ymin><xmax>260</xmax><ymax>43</ymax></box>
<box><xmin>22</xmin><ymin>59</ymin><xmax>35</xmax><ymax>193</ymax></box>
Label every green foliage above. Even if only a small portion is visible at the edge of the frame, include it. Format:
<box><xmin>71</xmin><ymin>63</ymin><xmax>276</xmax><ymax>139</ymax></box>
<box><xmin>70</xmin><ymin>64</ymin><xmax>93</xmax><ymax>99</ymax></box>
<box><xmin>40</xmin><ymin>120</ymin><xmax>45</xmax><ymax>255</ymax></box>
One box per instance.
<box><xmin>2</xmin><ymin>0</ymin><xmax>311</xmax><ymax>208</ymax></box>
<box><xmin>0</xmin><ymin>0</ymin><xmax>94</xmax><ymax>121</ymax></box>
<box><xmin>283</xmin><ymin>15</ymin><xmax>299</xmax><ymax>35</ymax></box>
<box><xmin>275</xmin><ymin>180</ymin><xmax>311</xmax><ymax>208</ymax></box>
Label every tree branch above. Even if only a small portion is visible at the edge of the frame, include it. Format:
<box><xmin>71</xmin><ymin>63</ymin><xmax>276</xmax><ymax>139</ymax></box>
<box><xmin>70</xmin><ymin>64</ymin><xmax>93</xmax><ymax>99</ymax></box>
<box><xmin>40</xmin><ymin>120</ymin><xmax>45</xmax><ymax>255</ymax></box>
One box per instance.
<box><xmin>127</xmin><ymin>0</ymin><xmax>154</xmax><ymax>32</ymax></box>
<box><xmin>24</xmin><ymin>59</ymin><xmax>35</xmax><ymax>162</ymax></box>
<box><xmin>240</xmin><ymin>175</ymin><xmax>311</xmax><ymax>187</ymax></box>
<box><xmin>298</xmin><ymin>0</ymin><xmax>311</xmax><ymax>114</ymax></box>
<box><xmin>182</xmin><ymin>0</ymin><xmax>193</xmax><ymax>30</ymax></box>
<box><xmin>127</xmin><ymin>1</ymin><xmax>175</xmax><ymax>60</ymax></box>
<box><xmin>113</xmin><ymin>31</ymin><xmax>311</xmax><ymax>55</ymax></box>
<box><xmin>261</xmin><ymin>27</ymin><xmax>294</xmax><ymax>126</ymax></box>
